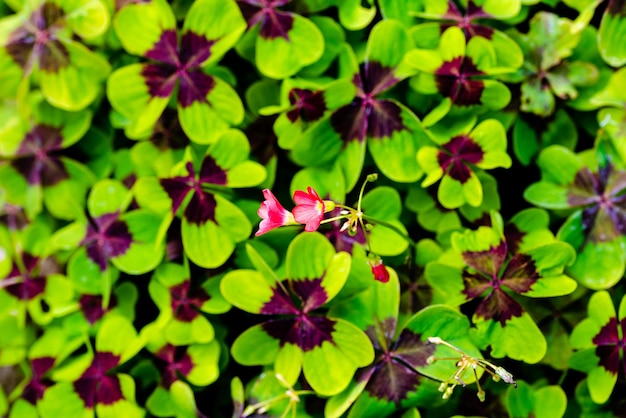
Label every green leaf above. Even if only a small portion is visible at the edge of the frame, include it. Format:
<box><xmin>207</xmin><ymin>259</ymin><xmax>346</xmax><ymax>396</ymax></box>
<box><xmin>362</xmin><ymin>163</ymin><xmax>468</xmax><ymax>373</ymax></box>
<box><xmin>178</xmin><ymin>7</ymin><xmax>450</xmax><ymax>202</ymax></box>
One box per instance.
<box><xmin>598</xmin><ymin>2</ymin><xmax>626</xmax><ymax>67</ymax></box>
<box><xmin>302</xmin><ymin>319</ymin><xmax>374</xmax><ymax>396</ymax></box>
<box><xmin>39</xmin><ymin>41</ymin><xmax>111</xmax><ymax>111</ymax></box>
<box><xmin>368</xmin><ymin>101</ymin><xmax>428</xmax><ymax>183</ymax></box>
<box><xmin>182</xmin><ymin>0</ymin><xmax>246</xmax><ymax>66</ymax></box>
<box><xmin>335</xmin><ymin>0</ymin><xmax>376</xmax><ymax>30</ymax></box>
<box><xmin>113</xmin><ymin>210</ymin><xmax>164</xmax><ymax>274</ymax></box>
<box><xmin>96</xmin><ymin>315</ymin><xmax>142</xmax><ymax>362</ymax></box>
<box><xmin>471</xmin><ymin>312</ymin><xmax>547</xmax><ymax>363</ymax></box>
<box><xmin>220</xmin><ymin>269</ymin><xmax>275</xmax><ymax>314</ymax></box>
<box><xmin>107</xmin><ymin>64</ymin><xmax>170</xmax><ymax>138</ymax></box>
<box><xmin>182</xmin><ymin>195</ymin><xmax>251</xmax><ymax>269</ymax></box>
<box><xmin>255</xmin><ymin>14</ymin><xmax>324</xmax><ymax>79</ymax></box>
<box><xmin>87</xmin><ymin>179</ymin><xmax>131</xmax><ymax>217</ymax></box>
<box><xmin>65</xmin><ymin>0</ymin><xmax>110</xmax><ymax>39</ymax></box>
<box><xmin>557</xmin><ymin>212</ymin><xmax>625</xmax><ymax>290</ymax></box>
<box><xmin>113</xmin><ymin>0</ymin><xmax>176</xmax><ymax>56</ymax></box>
<box><xmin>366</xmin><ymin>19</ymin><xmax>413</xmax><ymax>73</ymax></box>
<box><xmin>231</xmin><ymin>324</ymin><xmax>281</xmax><ymax>366</ymax></box>
<box><xmin>178</xmin><ymin>76</ymin><xmax>244</xmax><ymax>144</ymax></box>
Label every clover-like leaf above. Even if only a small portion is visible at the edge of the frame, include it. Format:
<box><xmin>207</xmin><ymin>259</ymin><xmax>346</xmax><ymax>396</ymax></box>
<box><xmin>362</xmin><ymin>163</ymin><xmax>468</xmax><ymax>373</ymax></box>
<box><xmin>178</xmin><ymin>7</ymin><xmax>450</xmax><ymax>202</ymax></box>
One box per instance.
<box><xmin>109</xmin><ymin>0</ymin><xmax>246</xmax><ymax>143</ymax></box>
<box><xmin>146</xmin><ymin>262</ymin><xmax>229</xmax><ymax>346</ymax></box>
<box><xmin>505</xmin><ymin>380</ymin><xmax>567</xmax><ymax>418</ymax></box>
<box><xmin>38</xmin><ymin>315</ymin><xmax>144</xmax><ymax>418</ymax></box>
<box><xmin>511</xmin><ymin>11</ymin><xmax>596</xmax><ymax>117</ymax></box>
<box><xmin>570</xmin><ymin>291</ymin><xmax>626</xmax><ymax>404</ymax></box>
<box><xmin>223</xmin><ymin>232</ymin><xmax>373</xmax><ymax>396</ymax></box>
<box><xmin>0</xmin><ymin>96</ymin><xmax>94</xmax><ymax>220</ymax></box>
<box><xmin>525</xmin><ymin>142</ymin><xmax>626</xmax><ymax>289</ymax></box>
<box><xmin>426</xmin><ymin>212</ymin><xmax>576</xmax><ymax>362</ymax></box>
<box><xmin>407</xmin><ymin>26</ymin><xmax>514</xmax><ymax>122</ymax></box>
<box><xmin>236</xmin><ymin>0</ymin><xmax>324</xmax><ymax>79</ymax></box>
<box><xmin>598</xmin><ymin>0</ymin><xmax>626</xmax><ymax>67</ymax></box>
<box><xmin>328</xmin><ymin>269</ymin><xmax>482</xmax><ymax>417</ymax></box>
<box><xmin>292</xmin><ymin>21</ymin><xmax>429</xmax><ymax>190</ymax></box>
<box><xmin>0</xmin><ymin>0</ymin><xmax>111</xmax><ymax>110</ymax></box>
<box><xmin>134</xmin><ymin>130</ymin><xmax>265</xmax><ymax>269</ymax></box>
<box><xmin>418</xmin><ymin>118</ymin><xmax>512</xmax><ymax>209</ymax></box>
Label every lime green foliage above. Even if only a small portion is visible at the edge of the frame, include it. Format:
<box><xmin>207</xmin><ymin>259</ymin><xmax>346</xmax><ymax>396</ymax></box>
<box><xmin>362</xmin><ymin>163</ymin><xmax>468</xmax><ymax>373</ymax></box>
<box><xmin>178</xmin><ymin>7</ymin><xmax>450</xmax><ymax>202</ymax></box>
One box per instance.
<box><xmin>3</xmin><ymin>0</ymin><xmax>626</xmax><ymax>416</ymax></box>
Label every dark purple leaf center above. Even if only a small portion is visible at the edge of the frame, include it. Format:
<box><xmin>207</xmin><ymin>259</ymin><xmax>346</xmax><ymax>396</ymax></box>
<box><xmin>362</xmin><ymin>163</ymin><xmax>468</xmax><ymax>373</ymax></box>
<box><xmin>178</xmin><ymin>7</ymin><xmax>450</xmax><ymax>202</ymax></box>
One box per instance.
<box><xmin>437</xmin><ymin>135</ymin><xmax>484</xmax><ymax>183</ymax></box>
<box><xmin>74</xmin><ymin>351</ymin><xmax>124</xmax><ymax>408</ymax></box>
<box><xmin>155</xmin><ymin>344</ymin><xmax>195</xmax><ymax>388</ymax></box>
<box><xmin>461</xmin><ymin>241</ymin><xmax>539</xmax><ymax>325</ymax></box>
<box><xmin>592</xmin><ymin>317</ymin><xmax>626</xmax><ymax>375</ymax></box>
<box><xmin>435</xmin><ymin>56</ymin><xmax>486</xmax><ymax>106</ymax></box>
<box><xmin>81</xmin><ymin>213</ymin><xmax>133</xmax><ymax>271</ymax></box>
<box><xmin>151</xmin><ymin>108</ymin><xmax>191</xmax><ymax>150</ymax></box>
<box><xmin>80</xmin><ymin>294</ymin><xmax>118</xmax><ymax>325</ymax></box>
<box><xmin>11</xmin><ymin>124</ymin><xmax>69</xmax><ymax>186</ymax></box>
<box><xmin>364</xmin><ymin>329</ymin><xmax>435</xmax><ymax>403</ymax></box>
<box><xmin>237</xmin><ymin>0</ymin><xmax>293</xmax><ymax>39</ymax></box>
<box><xmin>6</xmin><ymin>2</ymin><xmax>70</xmax><ymax>72</ymax></box>
<box><xmin>3</xmin><ymin>253</ymin><xmax>54</xmax><ymax>301</ymax></box>
<box><xmin>160</xmin><ymin>158</ymin><xmax>227</xmax><ymax>225</ymax></box>
<box><xmin>330</xmin><ymin>62</ymin><xmax>406</xmax><ymax>142</ymax></box>
<box><xmin>286</xmin><ymin>88</ymin><xmax>326</xmax><ymax>123</ymax></box>
<box><xmin>22</xmin><ymin>357</ymin><xmax>55</xmax><ymax>405</ymax></box>
<box><xmin>260</xmin><ymin>278</ymin><xmax>336</xmax><ymax>351</ymax></box>
<box><xmin>441</xmin><ymin>0</ymin><xmax>494</xmax><ymax>39</ymax></box>
<box><xmin>169</xmin><ymin>280</ymin><xmax>210</xmax><ymax>322</ymax></box>
<box><xmin>0</xmin><ymin>203</ymin><xmax>29</xmax><ymax>230</ymax></box>
<box><xmin>567</xmin><ymin>165</ymin><xmax>626</xmax><ymax>243</ymax></box>
<box><xmin>142</xmin><ymin>30</ymin><xmax>216</xmax><ymax>107</ymax></box>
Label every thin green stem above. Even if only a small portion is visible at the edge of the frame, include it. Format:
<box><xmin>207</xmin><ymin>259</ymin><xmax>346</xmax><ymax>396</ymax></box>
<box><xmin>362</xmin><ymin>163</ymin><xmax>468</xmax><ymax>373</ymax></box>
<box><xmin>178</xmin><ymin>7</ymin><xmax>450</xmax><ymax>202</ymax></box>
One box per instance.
<box><xmin>362</xmin><ymin>214</ymin><xmax>417</xmax><ymax>248</ymax></box>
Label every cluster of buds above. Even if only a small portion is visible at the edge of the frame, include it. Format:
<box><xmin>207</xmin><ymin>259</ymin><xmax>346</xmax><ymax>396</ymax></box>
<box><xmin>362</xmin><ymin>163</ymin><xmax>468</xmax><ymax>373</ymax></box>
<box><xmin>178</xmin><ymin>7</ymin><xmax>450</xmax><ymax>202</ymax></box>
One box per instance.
<box><xmin>426</xmin><ymin>336</ymin><xmax>517</xmax><ymax>402</ymax></box>
<box><xmin>256</xmin><ymin>175</ymin><xmax>391</xmax><ymax>282</ymax></box>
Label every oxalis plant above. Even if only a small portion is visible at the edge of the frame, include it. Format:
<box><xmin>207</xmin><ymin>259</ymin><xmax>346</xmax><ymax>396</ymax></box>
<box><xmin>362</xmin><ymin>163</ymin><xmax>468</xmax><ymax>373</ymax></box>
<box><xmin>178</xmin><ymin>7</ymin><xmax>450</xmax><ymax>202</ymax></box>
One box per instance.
<box><xmin>2</xmin><ymin>0</ymin><xmax>626</xmax><ymax>417</ymax></box>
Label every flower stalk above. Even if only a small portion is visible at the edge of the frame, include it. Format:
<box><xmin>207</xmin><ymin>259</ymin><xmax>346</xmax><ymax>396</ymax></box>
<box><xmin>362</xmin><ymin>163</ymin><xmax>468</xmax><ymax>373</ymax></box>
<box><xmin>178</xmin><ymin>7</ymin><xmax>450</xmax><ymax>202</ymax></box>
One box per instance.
<box><xmin>426</xmin><ymin>336</ymin><xmax>517</xmax><ymax>402</ymax></box>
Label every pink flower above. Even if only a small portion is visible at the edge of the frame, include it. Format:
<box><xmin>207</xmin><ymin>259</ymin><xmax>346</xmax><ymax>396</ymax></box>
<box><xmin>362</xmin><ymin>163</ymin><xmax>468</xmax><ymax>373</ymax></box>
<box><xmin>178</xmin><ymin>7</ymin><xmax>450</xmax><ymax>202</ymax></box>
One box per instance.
<box><xmin>368</xmin><ymin>258</ymin><xmax>390</xmax><ymax>283</ymax></box>
<box><xmin>293</xmin><ymin>187</ymin><xmax>327</xmax><ymax>232</ymax></box>
<box><xmin>256</xmin><ymin>189</ymin><xmax>295</xmax><ymax>236</ymax></box>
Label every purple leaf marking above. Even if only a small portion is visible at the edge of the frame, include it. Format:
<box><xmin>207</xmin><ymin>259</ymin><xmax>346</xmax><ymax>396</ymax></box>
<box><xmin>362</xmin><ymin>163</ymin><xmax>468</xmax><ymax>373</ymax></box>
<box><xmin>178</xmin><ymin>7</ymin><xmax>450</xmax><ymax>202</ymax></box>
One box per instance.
<box><xmin>259</xmin><ymin>278</ymin><xmax>336</xmax><ymax>351</ymax></box>
<box><xmin>592</xmin><ymin>317</ymin><xmax>626</xmax><ymax>375</ymax></box>
<box><xmin>3</xmin><ymin>253</ymin><xmax>58</xmax><ymax>301</ymax></box>
<box><xmin>330</xmin><ymin>63</ymin><xmax>406</xmax><ymax>143</ymax></box>
<box><xmin>155</xmin><ymin>344</ymin><xmax>194</xmax><ymax>388</ymax></box>
<box><xmin>237</xmin><ymin>0</ymin><xmax>293</xmax><ymax>39</ymax></box>
<box><xmin>364</xmin><ymin>330</ymin><xmax>435</xmax><ymax>403</ymax></box>
<box><xmin>567</xmin><ymin>165</ymin><xmax>626</xmax><ymax>243</ymax></box>
<box><xmin>438</xmin><ymin>135</ymin><xmax>484</xmax><ymax>184</ymax></box>
<box><xmin>160</xmin><ymin>157</ymin><xmax>227</xmax><ymax>225</ymax></box>
<box><xmin>22</xmin><ymin>357</ymin><xmax>55</xmax><ymax>404</ymax></box>
<box><xmin>142</xmin><ymin>30</ymin><xmax>216</xmax><ymax>107</ymax></box>
<box><xmin>441</xmin><ymin>0</ymin><xmax>494</xmax><ymax>39</ymax></box>
<box><xmin>169</xmin><ymin>280</ymin><xmax>210</xmax><ymax>322</ymax></box>
<box><xmin>286</xmin><ymin>88</ymin><xmax>326</xmax><ymax>123</ymax></box>
<box><xmin>74</xmin><ymin>352</ymin><xmax>124</xmax><ymax>407</ymax></box>
<box><xmin>6</xmin><ymin>2</ymin><xmax>69</xmax><ymax>72</ymax></box>
<box><xmin>262</xmin><ymin>315</ymin><xmax>336</xmax><ymax>351</ymax></box>
<box><xmin>11</xmin><ymin>124</ymin><xmax>69</xmax><ymax>186</ymax></box>
<box><xmin>80</xmin><ymin>294</ymin><xmax>118</xmax><ymax>325</ymax></box>
<box><xmin>462</xmin><ymin>240</ymin><xmax>507</xmax><ymax>277</ymax></box>
<box><xmin>81</xmin><ymin>213</ymin><xmax>133</xmax><ymax>271</ymax></box>
<box><xmin>461</xmin><ymin>241</ymin><xmax>537</xmax><ymax>325</ymax></box>
<box><xmin>435</xmin><ymin>56</ymin><xmax>486</xmax><ymax>106</ymax></box>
